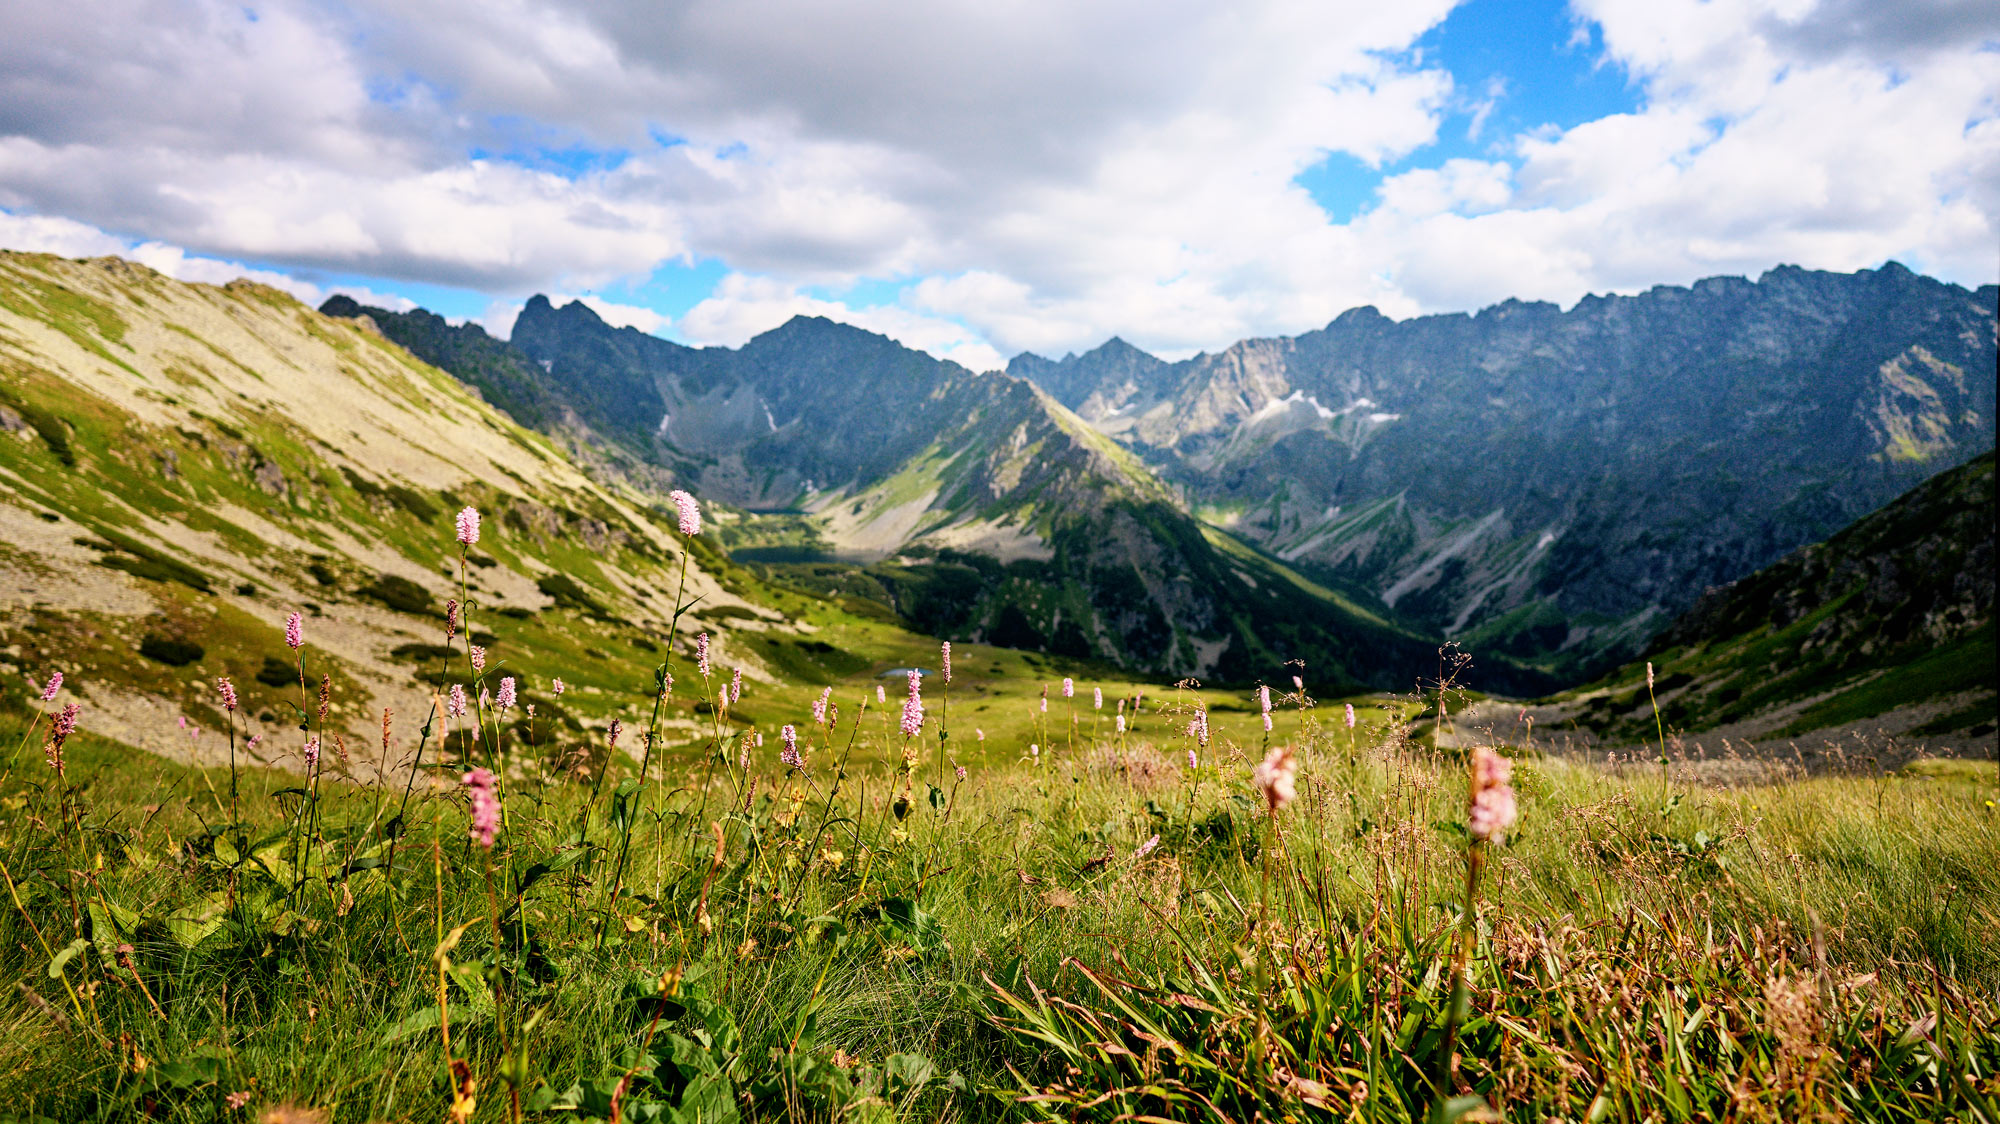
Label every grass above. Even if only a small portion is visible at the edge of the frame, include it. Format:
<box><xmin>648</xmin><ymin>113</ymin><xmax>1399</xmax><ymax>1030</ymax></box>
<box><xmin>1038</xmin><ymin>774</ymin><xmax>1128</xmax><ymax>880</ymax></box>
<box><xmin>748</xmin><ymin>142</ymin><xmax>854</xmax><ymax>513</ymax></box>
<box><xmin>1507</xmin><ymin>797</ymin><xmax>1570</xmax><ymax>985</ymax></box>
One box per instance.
<box><xmin>0</xmin><ymin>526</ymin><xmax>1995</xmax><ymax>1123</ymax></box>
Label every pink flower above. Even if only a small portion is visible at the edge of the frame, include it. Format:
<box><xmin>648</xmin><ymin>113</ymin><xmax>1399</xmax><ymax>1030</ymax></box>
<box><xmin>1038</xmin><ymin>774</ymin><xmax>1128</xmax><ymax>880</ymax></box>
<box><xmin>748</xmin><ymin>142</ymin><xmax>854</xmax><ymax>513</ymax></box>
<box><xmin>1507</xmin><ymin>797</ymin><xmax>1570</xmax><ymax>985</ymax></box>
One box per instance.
<box><xmin>669</xmin><ymin>489</ymin><xmax>702</xmax><ymax>536</ymax></box>
<box><xmin>696</xmin><ymin>633</ymin><xmax>711</xmax><ymax>678</ymax></box>
<box><xmin>1116</xmin><ymin>715</ymin><xmax>1126</xmax><ymax>733</ymax></box>
<box><xmin>940</xmin><ymin>640</ymin><xmax>952</xmax><ymax>684</ymax></box>
<box><xmin>1646</xmin><ymin>661</ymin><xmax>1655</xmax><ymax>691</ymax></box>
<box><xmin>901</xmin><ymin>669</ymin><xmax>924</xmax><ymax>737</ymax></box>
<box><xmin>38</xmin><ymin>671</ymin><xmax>62</xmax><ymax>702</ymax></box>
<box><xmin>245</xmin><ymin>734</ymin><xmax>262</xmax><ymax>752</ymax></box>
<box><xmin>303</xmin><ymin>735</ymin><xmax>321</xmax><ymax>769</ymax></box>
<box><xmin>1253</xmin><ymin>745</ymin><xmax>1297</xmax><ymax>813</ymax></box>
<box><xmin>1259</xmin><ymin>685</ymin><xmax>1271</xmax><ymax>715</ymax></box>
<box><xmin>455</xmin><ymin>505</ymin><xmax>481</xmax><ymax>547</ymax></box>
<box><xmin>1062</xmin><ymin>677</ymin><xmax>1074</xmax><ymax>698</ymax></box>
<box><xmin>1188</xmin><ymin>708</ymin><xmax>1209</xmax><ymax>748</ymax></box>
<box><xmin>1292</xmin><ymin>675</ymin><xmax>1303</xmax><ymax>691</ymax></box>
<box><xmin>1186</xmin><ymin>747</ymin><xmax>1197</xmax><ymax>770</ymax></box>
<box><xmin>225</xmin><ymin>1090</ymin><xmax>252</xmax><ymax>1110</ymax></box>
<box><xmin>1262</xmin><ymin>713</ymin><xmax>1273</xmax><ymax>733</ymax></box>
<box><xmin>448</xmin><ymin>683</ymin><xmax>467</xmax><ymax>718</ymax></box>
<box><xmin>1345</xmin><ymin>702</ymin><xmax>1356</xmax><ymax>729</ymax></box>
<box><xmin>1093</xmin><ymin>687</ymin><xmax>1103</xmax><ymax>710</ymax></box>
<box><xmin>779</xmin><ymin>724</ymin><xmax>802</xmax><ymax>770</ymax></box>
<box><xmin>1132</xmin><ymin>834</ymin><xmax>1159</xmax><ymax>860</ymax></box>
<box><xmin>606</xmin><ymin>719</ymin><xmax>622</xmax><ymax>749</ymax></box>
<box><xmin>217</xmin><ymin>676</ymin><xmax>238</xmax><ymax>712</ymax></box>
<box><xmin>876</xmin><ymin>684</ymin><xmax>886</xmax><ymax>703</ymax></box>
<box><xmin>469</xmin><ymin>645</ymin><xmax>486</xmax><ymax>673</ymax></box>
<box><xmin>1467</xmin><ymin>745</ymin><xmax>1519</xmax><ymax>844</ymax></box>
<box><xmin>445</xmin><ymin>599</ymin><xmax>459</xmax><ymax>641</ymax></box>
<box><xmin>495</xmin><ymin>676</ymin><xmax>516</xmax><ymax>711</ymax></box>
<box><xmin>812</xmin><ymin>686</ymin><xmax>832</xmax><ymax>727</ymax></box>
<box><xmin>552</xmin><ymin>677</ymin><xmax>565</xmax><ymax>697</ymax></box>
<box><xmin>1039</xmin><ymin>685</ymin><xmax>1047</xmax><ymax>714</ymax></box>
<box><xmin>463</xmin><ymin>767</ymin><xmax>500</xmax><ymax>848</ymax></box>
<box><xmin>284</xmin><ymin>611</ymin><xmax>303</xmax><ymax>651</ymax></box>
<box><xmin>44</xmin><ymin>702</ymin><xmax>79</xmax><ymax>776</ymax></box>
<box><xmin>955</xmin><ymin>764</ymin><xmax>967</xmax><ymax>780</ymax></box>
<box><xmin>730</xmin><ymin>668</ymin><xmax>743</xmax><ymax>704</ymax></box>
<box><xmin>976</xmin><ymin>728</ymin><xmax>985</xmax><ymax>741</ymax></box>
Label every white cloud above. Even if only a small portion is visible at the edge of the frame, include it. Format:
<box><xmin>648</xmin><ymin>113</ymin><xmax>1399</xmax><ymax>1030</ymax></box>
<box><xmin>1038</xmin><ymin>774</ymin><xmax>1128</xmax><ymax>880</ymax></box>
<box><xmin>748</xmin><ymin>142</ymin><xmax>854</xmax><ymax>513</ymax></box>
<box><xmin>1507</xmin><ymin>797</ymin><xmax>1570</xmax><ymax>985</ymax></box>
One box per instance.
<box><xmin>0</xmin><ymin>0</ymin><xmax>1991</xmax><ymax>367</ymax></box>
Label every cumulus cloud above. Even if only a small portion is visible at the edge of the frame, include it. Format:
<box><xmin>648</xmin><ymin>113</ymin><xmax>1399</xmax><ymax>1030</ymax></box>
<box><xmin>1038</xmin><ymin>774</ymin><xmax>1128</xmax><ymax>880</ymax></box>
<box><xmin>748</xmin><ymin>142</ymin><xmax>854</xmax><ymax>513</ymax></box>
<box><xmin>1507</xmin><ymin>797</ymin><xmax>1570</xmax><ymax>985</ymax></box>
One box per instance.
<box><xmin>0</xmin><ymin>0</ymin><xmax>1991</xmax><ymax>365</ymax></box>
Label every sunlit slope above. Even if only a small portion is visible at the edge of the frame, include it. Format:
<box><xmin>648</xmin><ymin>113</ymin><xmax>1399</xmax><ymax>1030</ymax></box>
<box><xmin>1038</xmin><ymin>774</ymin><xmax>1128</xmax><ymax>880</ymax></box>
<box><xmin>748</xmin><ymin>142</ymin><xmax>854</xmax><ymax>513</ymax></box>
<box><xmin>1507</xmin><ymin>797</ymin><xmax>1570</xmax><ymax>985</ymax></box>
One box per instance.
<box><xmin>0</xmin><ymin>251</ymin><xmax>808</xmax><ymax>763</ymax></box>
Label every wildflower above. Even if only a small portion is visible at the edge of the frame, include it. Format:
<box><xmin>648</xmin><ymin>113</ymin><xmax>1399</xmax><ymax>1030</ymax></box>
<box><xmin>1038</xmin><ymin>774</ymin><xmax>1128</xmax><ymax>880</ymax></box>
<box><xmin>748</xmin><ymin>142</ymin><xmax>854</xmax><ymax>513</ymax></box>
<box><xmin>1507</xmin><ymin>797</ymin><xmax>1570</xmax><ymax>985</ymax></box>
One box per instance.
<box><xmin>606</xmin><ymin>719</ymin><xmax>622</xmax><ymax>749</ymax></box>
<box><xmin>1253</xmin><ymin>745</ymin><xmax>1297</xmax><ymax>813</ymax></box>
<box><xmin>1030</xmin><ymin>743</ymin><xmax>1040</xmax><ymax>763</ymax></box>
<box><xmin>730</xmin><ymin>667</ymin><xmax>743</xmax><ymax>704</ymax></box>
<box><xmin>1292</xmin><ymin>675</ymin><xmax>1303</xmax><ymax>691</ymax></box>
<box><xmin>552</xmin><ymin>677</ymin><xmax>564</xmax><ymax>697</ymax></box>
<box><xmin>444</xmin><ymin>599</ymin><xmax>458</xmax><ymax>640</ymax></box>
<box><xmin>1039</xmin><ymin>685</ymin><xmax>1048</xmax><ymax>714</ymax></box>
<box><xmin>462</xmin><ymin>767</ymin><xmax>499</xmax><ymax>848</ymax></box>
<box><xmin>448</xmin><ymin>684</ymin><xmax>467</xmax><ymax>718</ymax></box>
<box><xmin>1133</xmin><ymin>834</ymin><xmax>1160</xmax><ymax>861</ymax></box>
<box><xmin>669</xmin><ymin>489</ymin><xmax>702</xmax><ymax>536</ymax></box>
<box><xmin>495</xmin><ymin>676</ymin><xmax>516</xmax><ymax>711</ymax></box>
<box><xmin>38</xmin><ymin>671</ymin><xmax>62</xmax><ymax>702</ymax></box>
<box><xmin>941</xmin><ymin>640</ymin><xmax>951</xmax><ymax>684</ymax></box>
<box><xmin>1062</xmin><ymin>677</ymin><xmax>1074</xmax><ymax>698</ymax></box>
<box><xmin>1116</xmin><ymin>715</ymin><xmax>1126</xmax><ymax>733</ymax></box>
<box><xmin>1467</xmin><ymin>745</ymin><xmax>1519</xmax><ymax>844</ymax></box>
<box><xmin>45</xmin><ymin>702</ymin><xmax>79</xmax><ymax>776</ymax></box>
<box><xmin>246</xmin><ymin>734</ymin><xmax>262</xmax><ymax>752</ymax></box>
<box><xmin>901</xmin><ymin>669</ymin><xmax>924</xmax><ymax>737</ymax></box>
<box><xmin>780</xmin><ymin>724</ymin><xmax>803</xmax><ymax>770</ymax></box>
<box><xmin>1262</xmin><ymin>712</ymin><xmax>1273</xmax><ymax>733</ymax></box>
<box><xmin>1187</xmin><ymin>708</ymin><xmax>1210</xmax><ymax>748</ymax></box>
<box><xmin>479</xmin><ymin>687</ymin><xmax>491</xmax><ymax>712</ymax></box>
<box><xmin>469</xmin><ymin>645</ymin><xmax>485</xmax><ymax>673</ymax></box>
<box><xmin>303</xmin><ymin>736</ymin><xmax>320</xmax><ymax>769</ymax></box>
<box><xmin>1187</xmin><ymin>747</ymin><xmax>1197</xmax><ymax>770</ymax></box>
<box><xmin>876</xmin><ymin>683</ymin><xmax>886</xmax><ymax>704</ymax></box>
<box><xmin>455</xmin><ymin>505</ymin><xmax>480</xmax><ymax>546</ymax></box>
<box><xmin>956</xmin><ymin>764</ymin><xmax>967</xmax><ymax>780</ymax></box>
<box><xmin>696</xmin><ymin>633</ymin><xmax>711</xmax><ymax>678</ymax></box>
<box><xmin>976</xmin><ymin>727</ymin><xmax>985</xmax><ymax>741</ymax></box>
<box><xmin>285</xmin><ymin>611</ymin><xmax>303</xmax><ymax>650</ymax></box>
<box><xmin>217</xmin><ymin>677</ymin><xmax>238</xmax><ymax>711</ymax></box>
<box><xmin>1093</xmin><ymin>686</ymin><xmax>1102</xmax><ymax>709</ymax></box>
<box><xmin>1345</xmin><ymin>702</ymin><xmax>1356</xmax><ymax>729</ymax></box>
<box><xmin>812</xmin><ymin>686</ymin><xmax>832</xmax><ymax>727</ymax></box>
<box><xmin>225</xmin><ymin>1090</ymin><xmax>251</xmax><ymax>1110</ymax></box>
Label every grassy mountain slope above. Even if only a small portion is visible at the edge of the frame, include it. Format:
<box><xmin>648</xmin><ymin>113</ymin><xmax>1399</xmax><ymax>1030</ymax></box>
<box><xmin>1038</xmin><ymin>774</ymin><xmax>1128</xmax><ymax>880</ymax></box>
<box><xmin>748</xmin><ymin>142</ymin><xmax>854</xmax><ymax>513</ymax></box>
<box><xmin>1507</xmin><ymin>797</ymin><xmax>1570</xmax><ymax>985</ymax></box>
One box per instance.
<box><xmin>0</xmin><ymin>251</ymin><xmax>872</xmax><ymax>765</ymax></box>
<box><xmin>337</xmin><ymin>296</ymin><xmax>1542</xmax><ymax>690</ymax></box>
<box><xmin>1551</xmin><ymin>451</ymin><xmax>1995</xmax><ymax>744</ymax></box>
<box><xmin>1011</xmin><ymin>264</ymin><xmax>1998</xmax><ymax>681</ymax></box>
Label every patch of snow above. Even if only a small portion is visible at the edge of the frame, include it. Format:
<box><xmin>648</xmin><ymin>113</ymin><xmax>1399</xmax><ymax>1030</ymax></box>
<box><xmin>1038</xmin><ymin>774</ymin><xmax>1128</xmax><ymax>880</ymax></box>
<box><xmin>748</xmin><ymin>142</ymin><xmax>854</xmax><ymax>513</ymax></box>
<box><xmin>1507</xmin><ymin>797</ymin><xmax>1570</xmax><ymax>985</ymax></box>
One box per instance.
<box><xmin>1364</xmin><ymin>412</ymin><xmax>1401</xmax><ymax>424</ymax></box>
<box><xmin>539</xmin><ymin>359</ymin><xmax>552</xmax><ymax>372</ymax></box>
<box><xmin>762</xmin><ymin>401</ymin><xmax>778</xmax><ymax>432</ymax></box>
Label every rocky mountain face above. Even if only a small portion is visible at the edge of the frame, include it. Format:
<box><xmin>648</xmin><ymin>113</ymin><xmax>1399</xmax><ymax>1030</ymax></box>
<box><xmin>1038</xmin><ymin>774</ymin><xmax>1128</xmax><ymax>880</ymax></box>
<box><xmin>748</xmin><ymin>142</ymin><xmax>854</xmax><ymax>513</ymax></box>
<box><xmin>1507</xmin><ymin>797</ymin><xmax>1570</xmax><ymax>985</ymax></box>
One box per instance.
<box><xmin>1558</xmin><ymin>451</ymin><xmax>1994</xmax><ymax>744</ymax></box>
<box><xmin>1011</xmin><ymin>263</ymin><xmax>1998</xmax><ymax>678</ymax></box>
<box><xmin>341</xmin><ymin>296</ymin><xmax>1514</xmax><ymax>689</ymax></box>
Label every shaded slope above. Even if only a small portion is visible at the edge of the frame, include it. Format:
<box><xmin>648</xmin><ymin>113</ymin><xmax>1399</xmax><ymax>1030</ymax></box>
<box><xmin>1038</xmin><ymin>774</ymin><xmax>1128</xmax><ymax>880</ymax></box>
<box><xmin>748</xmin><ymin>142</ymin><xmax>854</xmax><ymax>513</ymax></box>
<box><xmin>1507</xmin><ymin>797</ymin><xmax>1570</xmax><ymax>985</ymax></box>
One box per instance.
<box><xmin>1559</xmin><ymin>451</ymin><xmax>1995</xmax><ymax>742</ymax></box>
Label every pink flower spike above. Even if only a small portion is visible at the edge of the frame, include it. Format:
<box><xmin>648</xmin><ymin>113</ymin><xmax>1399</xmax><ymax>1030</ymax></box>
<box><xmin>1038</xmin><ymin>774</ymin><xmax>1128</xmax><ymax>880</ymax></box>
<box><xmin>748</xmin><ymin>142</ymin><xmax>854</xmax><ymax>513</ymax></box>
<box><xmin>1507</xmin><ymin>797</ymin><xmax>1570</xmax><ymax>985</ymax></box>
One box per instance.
<box><xmin>45</xmin><ymin>702</ymin><xmax>80</xmax><ymax>776</ymax></box>
<box><xmin>901</xmin><ymin>669</ymin><xmax>924</xmax><ymax>738</ymax></box>
<box><xmin>1345</xmin><ymin>703</ymin><xmax>1356</xmax><ymax>729</ymax></box>
<box><xmin>876</xmin><ymin>684</ymin><xmax>886</xmax><ymax>704</ymax></box>
<box><xmin>779</xmin><ymin>724</ymin><xmax>802</xmax><ymax>770</ymax></box>
<box><xmin>38</xmin><ymin>671</ymin><xmax>62</xmax><ymax>702</ymax></box>
<box><xmin>455</xmin><ymin>506</ymin><xmax>481</xmax><ymax>547</ymax></box>
<box><xmin>217</xmin><ymin>676</ymin><xmax>238</xmax><ymax>712</ymax></box>
<box><xmin>1259</xmin><ymin>685</ymin><xmax>1271</xmax><ymax>715</ymax></box>
<box><xmin>606</xmin><ymin>719</ymin><xmax>623</xmax><ymax>748</ymax></box>
<box><xmin>284</xmin><ymin>611</ymin><xmax>303</xmax><ymax>651</ymax></box>
<box><xmin>495</xmin><ymin>676</ymin><xmax>517</xmax><ymax>711</ymax></box>
<box><xmin>1062</xmin><ymin>677</ymin><xmax>1074</xmax><ymax>698</ymax></box>
<box><xmin>1292</xmin><ymin>675</ymin><xmax>1303</xmax><ymax>691</ymax></box>
<box><xmin>469</xmin><ymin>645</ymin><xmax>486</xmax><ymax>673</ymax></box>
<box><xmin>1262</xmin><ymin>713</ymin><xmax>1274</xmax><ymax>733</ymax></box>
<box><xmin>552</xmin><ymin>677</ymin><xmax>565</xmax><ymax>697</ymax></box>
<box><xmin>669</xmin><ymin>489</ymin><xmax>702</xmax><ymax>536</ymax></box>
<box><xmin>696</xmin><ymin>633</ymin><xmax>711</xmax><ymax>678</ymax></box>
<box><xmin>1253</xmin><ymin>746</ymin><xmax>1297</xmax><ymax>813</ymax></box>
<box><xmin>730</xmin><ymin>667</ymin><xmax>743</xmax><ymax>704</ymax></box>
<box><xmin>1186</xmin><ymin>747</ymin><xmax>1196</xmax><ymax>770</ymax></box>
<box><xmin>940</xmin><ymin>640</ymin><xmax>952</xmax><ymax>684</ymax></box>
<box><xmin>955</xmin><ymin>764</ymin><xmax>967</xmax><ymax>780</ymax></box>
<box><xmin>462</xmin><ymin>767</ymin><xmax>500</xmax><ymax>848</ymax></box>
<box><xmin>1093</xmin><ymin>686</ymin><xmax>1102</xmax><ymax>710</ymax></box>
<box><xmin>448</xmin><ymin>684</ymin><xmax>467</xmax><ymax>718</ymax></box>
<box><xmin>303</xmin><ymin>736</ymin><xmax>320</xmax><ymax>769</ymax></box>
<box><xmin>1133</xmin><ymin>834</ymin><xmax>1159</xmax><ymax>860</ymax></box>
<box><xmin>445</xmin><ymin>599</ymin><xmax>458</xmax><ymax>640</ymax></box>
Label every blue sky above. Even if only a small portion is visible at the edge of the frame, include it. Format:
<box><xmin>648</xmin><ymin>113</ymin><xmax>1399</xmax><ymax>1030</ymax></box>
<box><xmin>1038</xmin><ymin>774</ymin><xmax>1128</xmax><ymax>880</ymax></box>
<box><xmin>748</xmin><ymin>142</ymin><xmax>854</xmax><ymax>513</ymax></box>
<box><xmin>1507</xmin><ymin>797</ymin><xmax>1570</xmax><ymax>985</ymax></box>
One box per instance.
<box><xmin>0</xmin><ymin>0</ymin><xmax>1992</xmax><ymax>367</ymax></box>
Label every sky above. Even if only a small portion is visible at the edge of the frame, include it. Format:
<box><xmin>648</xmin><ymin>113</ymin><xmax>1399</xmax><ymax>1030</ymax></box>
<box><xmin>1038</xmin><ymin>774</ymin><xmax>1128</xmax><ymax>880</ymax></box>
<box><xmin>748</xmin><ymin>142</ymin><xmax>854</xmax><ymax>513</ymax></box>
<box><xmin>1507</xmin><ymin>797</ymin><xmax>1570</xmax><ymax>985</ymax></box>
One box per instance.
<box><xmin>0</xmin><ymin>0</ymin><xmax>1993</xmax><ymax>372</ymax></box>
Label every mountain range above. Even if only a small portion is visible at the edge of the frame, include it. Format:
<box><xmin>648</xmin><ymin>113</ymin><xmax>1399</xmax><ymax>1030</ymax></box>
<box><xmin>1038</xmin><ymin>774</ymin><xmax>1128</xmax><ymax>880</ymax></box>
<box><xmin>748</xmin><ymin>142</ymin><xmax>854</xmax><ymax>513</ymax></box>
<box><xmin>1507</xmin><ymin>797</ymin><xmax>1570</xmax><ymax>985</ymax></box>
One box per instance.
<box><xmin>330</xmin><ymin>262</ymin><xmax>1994</xmax><ymax>688</ymax></box>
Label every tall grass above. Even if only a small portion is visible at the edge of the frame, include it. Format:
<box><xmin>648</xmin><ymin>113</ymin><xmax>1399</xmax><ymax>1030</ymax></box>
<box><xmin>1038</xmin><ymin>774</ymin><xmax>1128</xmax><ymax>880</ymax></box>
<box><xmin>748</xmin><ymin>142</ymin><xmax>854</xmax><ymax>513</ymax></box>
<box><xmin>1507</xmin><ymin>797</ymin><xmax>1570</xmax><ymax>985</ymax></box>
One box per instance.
<box><xmin>0</xmin><ymin>507</ymin><xmax>1994</xmax><ymax>1122</ymax></box>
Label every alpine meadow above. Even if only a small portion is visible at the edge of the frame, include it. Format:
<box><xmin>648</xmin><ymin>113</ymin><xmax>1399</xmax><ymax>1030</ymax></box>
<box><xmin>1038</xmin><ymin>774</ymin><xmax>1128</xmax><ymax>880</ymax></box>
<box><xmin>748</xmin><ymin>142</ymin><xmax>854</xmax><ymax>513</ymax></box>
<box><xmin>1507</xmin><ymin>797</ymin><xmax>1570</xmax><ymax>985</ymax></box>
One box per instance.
<box><xmin>0</xmin><ymin>2</ymin><xmax>1997</xmax><ymax>1122</ymax></box>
